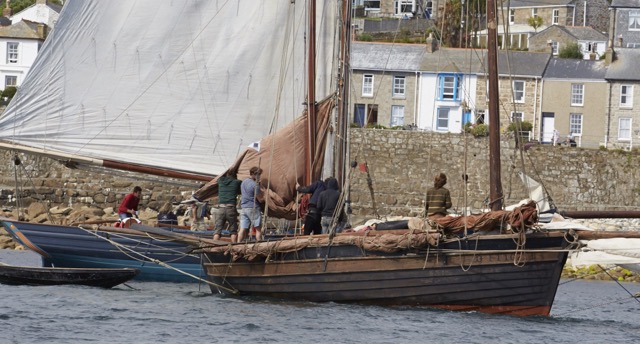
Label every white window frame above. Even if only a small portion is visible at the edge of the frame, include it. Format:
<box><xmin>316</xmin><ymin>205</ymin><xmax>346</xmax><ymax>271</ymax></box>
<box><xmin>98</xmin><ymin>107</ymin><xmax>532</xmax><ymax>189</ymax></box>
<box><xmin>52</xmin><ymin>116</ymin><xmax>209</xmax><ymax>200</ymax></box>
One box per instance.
<box><xmin>362</xmin><ymin>74</ymin><xmax>373</xmax><ymax>97</ymax></box>
<box><xmin>627</xmin><ymin>42</ymin><xmax>640</xmax><ymax>48</ymax></box>
<box><xmin>509</xmin><ymin>9</ymin><xmax>515</xmax><ymax>24</ymax></box>
<box><xmin>532</xmin><ymin>8</ymin><xmax>538</xmax><ymax>18</ymax></box>
<box><xmin>620</xmin><ymin>85</ymin><xmax>634</xmax><ymax>108</ymax></box>
<box><xmin>569</xmin><ymin>113</ymin><xmax>583</xmax><ymax>136</ymax></box>
<box><xmin>439</xmin><ymin>74</ymin><xmax>461</xmax><ymax>101</ymax></box>
<box><xmin>630</xmin><ymin>10</ymin><xmax>640</xmax><ymax>31</ymax></box>
<box><xmin>6</xmin><ymin>42</ymin><xmax>18</xmax><ymax>64</ymax></box>
<box><xmin>571</xmin><ymin>84</ymin><xmax>584</xmax><ymax>106</ymax></box>
<box><xmin>552</xmin><ymin>9</ymin><xmax>559</xmax><ymax>25</ymax></box>
<box><xmin>511</xmin><ymin>111</ymin><xmax>524</xmax><ymax>122</ymax></box>
<box><xmin>391</xmin><ymin>105</ymin><xmax>405</xmax><ymax>126</ymax></box>
<box><xmin>5</xmin><ymin>75</ymin><xmax>17</xmax><ymax>87</ymax></box>
<box><xmin>436</xmin><ymin>107</ymin><xmax>450</xmax><ymax>131</ymax></box>
<box><xmin>513</xmin><ymin>80</ymin><xmax>525</xmax><ymax>103</ymax></box>
<box><xmin>392</xmin><ymin>76</ymin><xmax>405</xmax><ymax>98</ymax></box>
<box><xmin>619</xmin><ymin>117</ymin><xmax>632</xmax><ymax>141</ymax></box>
<box><xmin>551</xmin><ymin>41</ymin><xmax>559</xmax><ymax>55</ymax></box>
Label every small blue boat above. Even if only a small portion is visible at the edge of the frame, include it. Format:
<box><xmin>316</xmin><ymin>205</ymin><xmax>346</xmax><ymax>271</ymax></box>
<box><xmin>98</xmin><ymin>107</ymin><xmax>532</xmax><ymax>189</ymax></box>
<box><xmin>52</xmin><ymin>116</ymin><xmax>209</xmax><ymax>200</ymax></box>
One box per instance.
<box><xmin>0</xmin><ymin>218</ymin><xmax>209</xmax><ymax>282</ymax></box>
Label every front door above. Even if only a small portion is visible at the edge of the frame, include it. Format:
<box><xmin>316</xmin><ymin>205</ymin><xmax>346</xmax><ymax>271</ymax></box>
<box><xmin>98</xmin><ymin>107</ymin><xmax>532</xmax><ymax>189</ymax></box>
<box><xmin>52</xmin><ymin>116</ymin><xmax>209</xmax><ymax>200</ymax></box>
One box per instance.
<box><xmin>541</xmin><ymin>113</ymin><xmax>555</xmax><ymax>144</ymax></box>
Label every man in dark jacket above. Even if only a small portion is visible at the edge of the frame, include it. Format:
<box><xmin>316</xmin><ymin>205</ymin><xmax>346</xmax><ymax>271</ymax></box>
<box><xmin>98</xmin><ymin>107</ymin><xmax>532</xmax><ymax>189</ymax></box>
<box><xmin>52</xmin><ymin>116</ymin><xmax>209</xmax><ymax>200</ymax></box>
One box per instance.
<box><xmin>297</xmin><ymin>179</ymin><xmax>326</xmax><ymax>235</ymax></box>
<box><xmin>213</xmin><ymin>171</ymin><xmax>242</xmax><ymax>242</ymax></box>
<box><xmin>317</xmin><ymin>177</ymin><xmax>342</xmax><ymax>234</ymax></box>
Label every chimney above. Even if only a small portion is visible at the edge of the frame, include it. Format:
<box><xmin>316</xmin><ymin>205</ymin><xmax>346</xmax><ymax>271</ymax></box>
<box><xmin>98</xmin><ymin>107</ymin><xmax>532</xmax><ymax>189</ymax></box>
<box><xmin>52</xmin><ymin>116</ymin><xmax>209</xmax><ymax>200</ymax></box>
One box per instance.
<box><xmin>3</xmin><ymin>1</ymin><xmax>11</xmax><ymax>18</ymax></box>
<box><xmin>37</xmin><ymin>23</ymin><xmax>46</xmax><ymax>39</ymax></box>
<box><xmin>426</xmin><ymin>33</ymin><xmax>438</xmax><ymax>53</ymax></box>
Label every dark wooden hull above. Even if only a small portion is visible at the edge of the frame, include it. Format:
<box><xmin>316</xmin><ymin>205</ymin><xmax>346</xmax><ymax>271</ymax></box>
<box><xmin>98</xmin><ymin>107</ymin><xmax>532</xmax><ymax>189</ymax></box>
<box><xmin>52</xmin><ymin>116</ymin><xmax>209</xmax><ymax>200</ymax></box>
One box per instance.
<box><xmin>0</xmin><ymin>265</ymin><xmax>140</xmax><ymax>288</ymax></box>
<box><xmin>203</xmin><ymin>233</ymin><xmax>569</xmax><ymax>316</ymax></box>
<box><xmin>0</xmin><ymin>218</ymin><xmax>204</xmax><ymax>282</ymax></box>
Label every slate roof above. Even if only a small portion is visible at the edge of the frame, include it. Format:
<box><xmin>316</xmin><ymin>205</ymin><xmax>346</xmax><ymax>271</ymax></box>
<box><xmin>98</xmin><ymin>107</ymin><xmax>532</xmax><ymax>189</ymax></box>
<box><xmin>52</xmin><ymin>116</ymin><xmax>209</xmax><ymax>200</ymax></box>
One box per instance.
<box><xmin>610</xmin><ymin>0</ymin><xmax>640</xmax><ymax>8</ymax></box>
<box><xmin>605</xmin><ymin>48</ymin><xmax>640</xmax><ymax>81</ymax></box>
<box><xmin>0</xmin><ymin>20</ymin><xmax>45</xmax><ymax>39</ymax></box>
<box><xmin>419</xmin><ymin>48</ymin><xmax>487</xmax><ymax>74</ymax></box>
<box><xmin>543</xmin><ymin>58</ymin><xmax>607</xmax><ymax>79</ymax></box>
<box><xmin>351</xmin><ymin>42</ymin><xmax>425</xmax><ymax>71</ymax></box>
<box><xmin>495</xmin><ymin>50</ymin><xmax>550</xmax><ymax>77</ymax></box>
<box><xmin>509</xmin><ymin>0</ymin><xmax>574</xmax><ymax>8</ymax></box>
<box><xmin>562</xmin><ymin>26</ymin><xmax>608</xmax><ymax>41</ymax></box>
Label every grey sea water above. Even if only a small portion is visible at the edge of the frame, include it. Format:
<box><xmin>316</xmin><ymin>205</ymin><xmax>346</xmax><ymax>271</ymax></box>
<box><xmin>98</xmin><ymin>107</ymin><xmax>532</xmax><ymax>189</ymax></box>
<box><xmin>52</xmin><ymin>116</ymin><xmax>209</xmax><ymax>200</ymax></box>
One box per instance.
<box><xmin>1</xmin><ymin>249</ymin><xmax>639</xmax><ymax>344</ymax></box>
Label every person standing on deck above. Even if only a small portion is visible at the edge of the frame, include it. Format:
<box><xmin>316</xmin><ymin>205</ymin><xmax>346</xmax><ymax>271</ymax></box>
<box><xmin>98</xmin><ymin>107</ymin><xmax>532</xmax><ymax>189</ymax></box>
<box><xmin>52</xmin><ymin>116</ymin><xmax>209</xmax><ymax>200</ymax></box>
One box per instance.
<box><xmin>213</xmin><ymin>171</ymin><xmax>242</xmax><ymax>242</ymax></box>
<box><xmin>425</xmin><ymin>173</ymin><xmax>452</xmax><ymax>219</ymax></box>
<box><xmin>118</xmin><ymin>186</ymin><xmax>142</xmax><ymax>220</ymax></box>
<box><xmin>317</xmin><ymin>177</ymin><xmax>343</xmax><ymax>234</ymax></box>
<box><xmin>297</xmin><ymin>178</ymin><xmax>326</xmax><ymax>235</ymax></box>
<box><xmin>238</xmin><ymin>167</ymin><xmax>263</xmax><ymax>242</ymax></box>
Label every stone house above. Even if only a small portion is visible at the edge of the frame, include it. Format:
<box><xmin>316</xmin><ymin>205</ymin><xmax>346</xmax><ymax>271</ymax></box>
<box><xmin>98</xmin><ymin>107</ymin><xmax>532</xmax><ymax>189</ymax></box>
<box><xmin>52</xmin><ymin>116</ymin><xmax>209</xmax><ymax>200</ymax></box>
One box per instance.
<box><xmin>540</xmin><ymin>58</ymin><xmax>608</xmax><ymax>148</ymax></box>
<box><xmin>350</xmin><ymin>42</ymin><xmax>424</xmax><ymax>127</ymax></box>
<box><xmin>529</xmin><ymin>26</ymin><xmax>608</xmax><ymax>59</ymax></box>
<box><xmin>609</xmin><ymin>0</ymin><xmax>640</xmax><ymax>48</ymax></box>
<box><xmin>10</xmin><ymin>0</ymin><xmax>62</xmax><ymax>29</ymax></box>
<box><xmin>476</xmin><ymin>0</ymin><xmax>610</xmax><ymax>50</ymax></box>
<box><xmin>474</xmin><ymin>50</ymin><xmax>550</xmax><ymax>136</ymax></box>
<box><xmin>604</xmin><ymin>48</ymin><xmax>640</xmax><ymax>149</ymax></box>
<box><xmin>353</xmin><ymin>0</ymin><xmax>443</xmax><ymax>19</ymax></box>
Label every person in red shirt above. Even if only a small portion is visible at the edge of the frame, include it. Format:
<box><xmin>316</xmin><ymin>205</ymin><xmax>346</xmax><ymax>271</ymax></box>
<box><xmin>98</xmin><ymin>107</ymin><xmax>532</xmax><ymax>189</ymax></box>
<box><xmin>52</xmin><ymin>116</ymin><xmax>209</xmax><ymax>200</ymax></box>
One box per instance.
<box><xmin>118</xmin><ymin>186</ymin><xmax>142</xmax><ymax>220</ymax></box>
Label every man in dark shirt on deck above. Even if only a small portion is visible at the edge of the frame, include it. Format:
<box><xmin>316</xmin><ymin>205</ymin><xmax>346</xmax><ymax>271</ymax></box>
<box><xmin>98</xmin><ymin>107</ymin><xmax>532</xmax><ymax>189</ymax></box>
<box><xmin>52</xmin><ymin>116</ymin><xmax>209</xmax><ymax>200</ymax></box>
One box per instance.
<box><xmin>425</xmin><ymin>173</ymin><xmax>452</xmax><ymax>219</ymax></box>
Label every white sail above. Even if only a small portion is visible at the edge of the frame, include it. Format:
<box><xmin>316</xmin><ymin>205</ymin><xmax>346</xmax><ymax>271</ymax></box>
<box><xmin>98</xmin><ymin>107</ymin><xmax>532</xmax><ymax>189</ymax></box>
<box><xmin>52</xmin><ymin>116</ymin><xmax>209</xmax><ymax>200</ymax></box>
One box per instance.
<box><xmin>0</xmin><ymin>0</ymin><xmax>339</xmax><ymax>178</ymax></box>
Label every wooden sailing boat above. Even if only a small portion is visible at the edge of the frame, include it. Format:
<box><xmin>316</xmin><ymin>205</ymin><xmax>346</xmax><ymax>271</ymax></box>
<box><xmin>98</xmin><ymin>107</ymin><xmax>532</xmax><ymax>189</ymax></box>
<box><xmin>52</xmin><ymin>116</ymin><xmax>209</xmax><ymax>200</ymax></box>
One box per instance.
<box><xmin>197</xmin><ymin>0</ymin><xmax>574</xmax><ymax>317</ymax></box>
<box><xmin>0</xmin><ymin>0</ymin><xmax>339</xmax><ymax>280</ymax></box>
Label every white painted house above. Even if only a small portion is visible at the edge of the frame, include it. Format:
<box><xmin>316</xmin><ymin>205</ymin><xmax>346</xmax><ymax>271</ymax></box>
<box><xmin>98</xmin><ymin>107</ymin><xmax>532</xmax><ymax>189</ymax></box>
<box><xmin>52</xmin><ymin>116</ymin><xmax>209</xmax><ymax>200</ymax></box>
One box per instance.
<box><xmin>10</xmin><ymin>0</ymin><xmax>62</xmax><ymax>28</ymax></box>
<box><xmin>0</xmin><ymin>20</ymin><xmax>47</xmax><ymax>90</ymax></box>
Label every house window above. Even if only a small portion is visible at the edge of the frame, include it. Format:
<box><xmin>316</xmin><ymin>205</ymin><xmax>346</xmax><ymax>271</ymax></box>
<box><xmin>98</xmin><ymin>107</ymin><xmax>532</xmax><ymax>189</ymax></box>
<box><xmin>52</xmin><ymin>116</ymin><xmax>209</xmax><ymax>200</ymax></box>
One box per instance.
<box><xmin>569</xmin><ymin>113</ymin><xmax>583</xmax><ymax>136</ymax></box>
<box><xmin>6</xmin><ymin>42</ymin><xmax>18</xmax><ymax>64</ymax></box>
<box><xmin>425</xmin><ymin>1</ymin><xmax>433</xmax><ymax>18</ymax></box>
<box><xmin>392</xmin><ymin>76</ymin><xmax>405</xmax><ymax>97</ymax></box>
<box><xmin>551</xmin><ymin>41</ymin><xmax>559</xmax><ymax>55</ymax></box>
<box><xmin>509</xmin><ymin>9</ymin><xmax>515</xmax><ymax>24</ymax></box>
<box><xmin>391</xmin><ymin>105</ymin><xmax>405</xmax><ymax>126</ymax></box>
<box><xmin>627</xmin><ymin>42</ymin><xmax>640</xmax><ymax>48</ymax></box>
<box><xmin>619</xmin><ymin>118</ymin><xmax>632</xmax><ymax>140</ymax></box>
<box><xmin>364</xmin><ymin>1</ymin><xmax>381</xmax><ymax>10</ymax></box>
<box><xmin>511</xmin><ymin>111</ymin><xmax>524</xmax><ymax>122</ymax></box>
<box><xmin>436</xmin><ymin>108</ymin><xmax>450</xmax><ymax>130</ymax></box>
<box><xmin>475</xmin><ymin>109</ymin><xmax>486</xmax><ymax>124</ymax></box>
<box><xmin>629</xmin><ymin>10</ymin><xmax>640</xmax><ymax>30</ymax></box>
<box><xmin>395</xmin><ymin>0</ymin><xmax>414</xmax><ymax>15</ymax></box>
<box><xmin>532</xmin><ymin>8</ymin><xmax>538</xmax><ymax>18</ymax></box>
<box><xmin>513</xmin><ymin>80</ymin><xmax>525</xmax><ymax>103</ymax></box>
<box><xmin>571</xmin><ymin>84</ymin><xmax>584</xmax><ymax>106</ymax></box>
<box><xmin>354</xmin><ymin>104</ymin><xmax>365</xmax><ymax>127</ymax></box>
<box><xmin>438</xmin><ymin>74</ymin><xmax>462</xmax><ymax>101</ymax></box>
<box><xmin>552</xmin><ymin>9</ymin><xmax>559</xmax><ymax>25</ymax></box>
<box><xmin>620</xmin><ymin>85</ymin><xmax>634</xmax><ymax>108</ymax></box>
<box><xmin>5</xmin><ymin>75</ymin><xmax>17</xmax><ymax>87</ymax></box>
<box><xmin>362</xmin><ymin>74</ymin><xmax>373</xmax><ymax>97</ymax></box>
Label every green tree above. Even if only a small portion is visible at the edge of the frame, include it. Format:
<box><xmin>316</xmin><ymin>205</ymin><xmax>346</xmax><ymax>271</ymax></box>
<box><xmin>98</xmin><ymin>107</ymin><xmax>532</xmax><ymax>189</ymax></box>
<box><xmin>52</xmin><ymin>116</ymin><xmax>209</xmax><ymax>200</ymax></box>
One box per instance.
<box><xmin>527</xmin><ymin>16</ymin><xmax>544</xmax><ymax>32</ymax></box>
<box><xmin>558</xmin><ymin>43</ymin><xmax>584</xmax><ymax>59</ymax></box>
<box><xmin>1</xmin><ymin>0</ymin><xmax>63</xmax><ymax>15</ymax></box>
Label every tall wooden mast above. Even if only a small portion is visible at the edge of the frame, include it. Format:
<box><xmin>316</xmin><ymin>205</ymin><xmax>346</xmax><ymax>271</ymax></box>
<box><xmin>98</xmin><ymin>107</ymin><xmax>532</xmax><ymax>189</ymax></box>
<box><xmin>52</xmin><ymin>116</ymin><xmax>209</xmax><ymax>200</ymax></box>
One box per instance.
<box><xmin>487</xmin><ymin>0</ymin><xmax>503</xmax><ymax>211</ymax></box>
<box><xmin>305</xmin><ymin>0</ymin><xmax>317</xmax><ymax>185</ymax></box>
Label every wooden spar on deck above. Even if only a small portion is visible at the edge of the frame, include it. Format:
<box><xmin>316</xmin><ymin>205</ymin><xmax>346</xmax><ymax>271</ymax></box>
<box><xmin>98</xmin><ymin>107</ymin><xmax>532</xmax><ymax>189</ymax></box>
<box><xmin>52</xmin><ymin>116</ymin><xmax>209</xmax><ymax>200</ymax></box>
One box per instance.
<box><xmin>576</xmin><ymin>230</ymin><xmax>640</xmax><ymax>240</ymax></box>
<box><xmin>560</xmin><ymin>210</ymin><xmax>640</xmax><ymax>219</ymax></box>
<box><xmin>487</xmin><ymin>0</ymin><xmax>503</xmax><ymax>211</ymax></box>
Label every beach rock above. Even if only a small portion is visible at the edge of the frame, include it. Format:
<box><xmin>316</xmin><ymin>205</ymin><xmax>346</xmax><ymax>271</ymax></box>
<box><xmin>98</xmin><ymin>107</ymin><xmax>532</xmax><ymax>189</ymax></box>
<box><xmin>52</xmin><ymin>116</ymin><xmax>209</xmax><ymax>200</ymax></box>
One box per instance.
<box><xmin>27</xmin><ymin>202</ymin><xmax>47</xmax><ymax>218</ymax></box>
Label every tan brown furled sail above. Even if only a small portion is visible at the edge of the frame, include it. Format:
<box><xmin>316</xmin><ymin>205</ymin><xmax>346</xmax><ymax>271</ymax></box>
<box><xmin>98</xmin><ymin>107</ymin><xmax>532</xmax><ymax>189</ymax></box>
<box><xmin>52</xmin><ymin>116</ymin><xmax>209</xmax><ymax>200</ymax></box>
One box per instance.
<box><xmin>193</xmin><ymin>97</ymin><xmax>334</xmax><ymax>219</ymax></box>
<box><xmin>432</xmin><ymin>201</ymin><xmax>539</xmax><ymax>234</ymax></box>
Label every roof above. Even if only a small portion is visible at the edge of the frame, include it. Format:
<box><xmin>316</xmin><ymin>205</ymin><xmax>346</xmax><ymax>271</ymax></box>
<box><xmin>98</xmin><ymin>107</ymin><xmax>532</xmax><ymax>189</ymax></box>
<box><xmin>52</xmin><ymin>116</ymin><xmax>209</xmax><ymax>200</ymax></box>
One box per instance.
<box><xmin>495</xmin><ymin>50</ymin><xmax>551</xmax><ymax>77</ymax></box>
<box><xmin>0</xmin><ymin>19</ymin><xmax>46</xmax><ymax>39</ymax></box>
<box><xmin>562</xmin><ymin>26</ymin><xmax>608</xmax><ymax>41</ymax></box>
<box><xmin>13</xmin><ymin>1</ymin><xmax>63</xmax><ymax>15</ymax></box>
<box><xmin>477</xmin><ymin>23</ymin><xmax>549</xmax><ymax>35</ymax></box>
<box><xmin>509</xmin><ymin>0</ymin><xmax>575</xmax><ymax>8</ymax></box>
<box><xmin>610</xmin><ymin>0</ymin><xmax>640</xmax><ymax>8</ymax></box>
<box><xmin>605</xmin><ymin>48</ymin><xmax>640</xmax><ymax>81</ymax></box>
<box><xmin>419</xmin><ymin>48</ymin><xmax>487</xmax><ymax>74</ymax></box>
<box><xmin>543</xmin><ymin>58</ymin><xmax>608</xmax><ymax>79</ymax></box>
<box><xmin>351</xmin><ymin>42</ymin><xmax>425</xmax><ymax>71</ymax></box>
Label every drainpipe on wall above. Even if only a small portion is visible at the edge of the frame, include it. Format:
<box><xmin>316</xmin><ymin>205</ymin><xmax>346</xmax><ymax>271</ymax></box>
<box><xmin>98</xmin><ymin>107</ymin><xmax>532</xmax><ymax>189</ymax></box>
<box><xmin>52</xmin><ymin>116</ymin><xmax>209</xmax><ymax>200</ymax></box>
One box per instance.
<box><xmin>605</xmin><ymin>79</ymin><xmax>612</xmax><ymax>148</ymax></box>
<box><xmin>572</xmin><ymin>6</ymin><xmax>576</xmax><ymax>26</ymax></box>
<box><xmin>534</xmin><ymin>77</ymin><xmax>540</xmax><ymax>141</ymax></box>
<box><xmin>584</xmin><ymin>1</ymin><xmax>587</xmax><ymax>26</ymax></box>
<box><xmin>414</xmin><ymin>71</ymin><xmax>419</xmax><ymax>128</ymax></box>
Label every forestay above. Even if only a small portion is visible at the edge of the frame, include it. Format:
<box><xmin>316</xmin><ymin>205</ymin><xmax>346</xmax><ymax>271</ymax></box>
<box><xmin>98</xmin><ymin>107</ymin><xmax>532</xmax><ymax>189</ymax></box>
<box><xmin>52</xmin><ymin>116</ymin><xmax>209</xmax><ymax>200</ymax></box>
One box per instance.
<box><xmin>0</xmin><ymin>0</ymin><xmax>339</xmax><ymax>178</ymax></box>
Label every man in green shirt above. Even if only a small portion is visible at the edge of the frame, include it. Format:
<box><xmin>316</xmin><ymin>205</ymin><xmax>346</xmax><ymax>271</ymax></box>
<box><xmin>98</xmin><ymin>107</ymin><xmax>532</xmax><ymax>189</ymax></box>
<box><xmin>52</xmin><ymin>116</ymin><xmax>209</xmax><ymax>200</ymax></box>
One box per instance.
<box><xmin>425</xmin><ymin>173</ymin><xmax>452</xmax><ymax>219</ymax></box>
<box><xmin>213</xmin><ymin>171</ymin><xmax>242</xmax><ymax>242</ymax></box>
